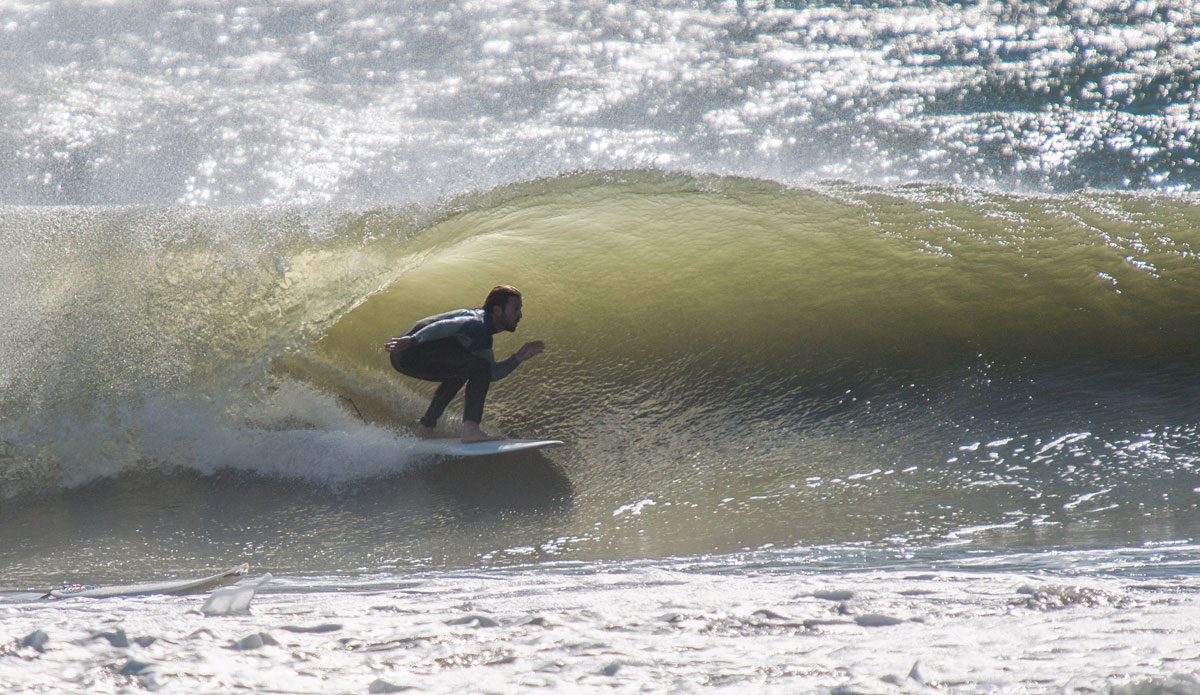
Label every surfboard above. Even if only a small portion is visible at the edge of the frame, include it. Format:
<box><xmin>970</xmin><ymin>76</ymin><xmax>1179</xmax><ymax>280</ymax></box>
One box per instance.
<box><xmin>416</xmin><ymin>439</ymin><xmax>564</xmax><ymax>457</ymax></box>
<box><xmin>43</xmin><ymin>564</ymin><xmax>249</xmax><ymax>599</ymax></box>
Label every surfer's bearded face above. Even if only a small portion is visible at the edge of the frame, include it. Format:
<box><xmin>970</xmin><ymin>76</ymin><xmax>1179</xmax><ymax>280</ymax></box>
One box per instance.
<box><xmin>494</xmin><ymin>297</ymin><xmax>522</xmax><ymax>332</ymax></box>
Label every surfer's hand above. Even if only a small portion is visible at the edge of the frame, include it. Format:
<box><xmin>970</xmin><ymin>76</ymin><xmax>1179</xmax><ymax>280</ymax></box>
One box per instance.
<box><xmin>383</xmin><ymin>336</ymin><xmax>413</xmax><ymax>352</ymax></box>
<box><xmin>515</xmin><ymin>340</ymin><xmax>545</xmax><ymax>362</ymax></box>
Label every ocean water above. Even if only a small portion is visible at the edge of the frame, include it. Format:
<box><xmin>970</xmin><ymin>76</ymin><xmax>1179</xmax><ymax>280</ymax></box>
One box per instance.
<box><xmin>3</xmin><ymin>1</ymin><xmax>1200</xmax><ymax>692</ymax></box>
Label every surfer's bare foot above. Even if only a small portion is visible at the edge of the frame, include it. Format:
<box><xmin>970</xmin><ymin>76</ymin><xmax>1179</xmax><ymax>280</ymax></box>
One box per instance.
<box><xmin>461</xmin><ymin>421</ymin><xmax>504</xmax><ymax>443</ymax></box>
<box><xmin>414</xmin><ymin>423</ymin><xmax>438</xmax><ymax>439</ymax></box>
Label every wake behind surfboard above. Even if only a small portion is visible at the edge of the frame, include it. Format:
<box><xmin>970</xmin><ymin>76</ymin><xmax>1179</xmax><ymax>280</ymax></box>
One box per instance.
<box><xmin>414</xmin><ymin>439</ymin><xmax>564</xmax><ymax>457</ymax></box>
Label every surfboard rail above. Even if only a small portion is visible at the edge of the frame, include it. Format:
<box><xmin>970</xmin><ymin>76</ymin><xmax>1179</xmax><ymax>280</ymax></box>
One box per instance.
<box><xmin>43</xmin><ymin>564</ymin><xmax>250</xmax><ymax>599</ymax></box>
<box><xmin>415</xmin><ymin>439</ymin><xmax>564</xmax><ymax>457</ymax></box>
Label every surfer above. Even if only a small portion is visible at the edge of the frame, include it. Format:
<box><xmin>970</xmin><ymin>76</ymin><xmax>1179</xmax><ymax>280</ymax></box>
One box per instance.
<box><xmin>383</xmin><ymin>285</ymin><xmax>545</xmax><ymax>442</ymax></box>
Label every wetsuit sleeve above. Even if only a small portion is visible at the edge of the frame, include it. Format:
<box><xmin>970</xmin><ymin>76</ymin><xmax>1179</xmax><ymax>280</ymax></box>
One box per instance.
<box><xmin>489</xmin><ymin>354</ymin><xmax>521</xmax><ymax>381</ymax></box>
<box><xmin>409</xmin><ymin>315</ymin><xmax>472</xmax><ymax>345</ymax></box>
<box><xmin>466</xmin><ymin>346</ymin><xmax>521</xmax><ymax>381</ymax></box>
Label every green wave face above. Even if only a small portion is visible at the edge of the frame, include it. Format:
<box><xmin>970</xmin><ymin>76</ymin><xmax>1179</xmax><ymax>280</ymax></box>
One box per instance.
<box><xmin>316</xmin><ymin>172</ymin><xmax>1200</xmax><ymax>431</ymax></box>
<box><xmin>291</xmin><ymin>173</ymin><xmax>1200</xmax><ymax>559</ymax></box>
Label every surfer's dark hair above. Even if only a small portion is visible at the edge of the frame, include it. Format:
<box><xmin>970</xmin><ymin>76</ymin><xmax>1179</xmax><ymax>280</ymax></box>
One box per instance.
<box><xmin>484</xmin><ymin>285</ymin><xmax>522</xmax><ymax>314</ymax></box>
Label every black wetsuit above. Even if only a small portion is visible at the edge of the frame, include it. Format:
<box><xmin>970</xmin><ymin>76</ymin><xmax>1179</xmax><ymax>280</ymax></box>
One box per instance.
<box><xmin>390</xmin><ymin>308</ymin><xmax>521</xmax><ymax>428</ymax></box>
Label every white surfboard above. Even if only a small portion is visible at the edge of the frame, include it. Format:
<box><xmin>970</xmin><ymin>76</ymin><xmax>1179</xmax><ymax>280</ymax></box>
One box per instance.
<box><xmin>44</xmin><ymin>564</ymin><xmax>249</xmax><ymax>599</ymax></box>
<box><xmin>416</xmin><ymin>439</ymin><xmax>564</xmax><ymax>457</ymax></box>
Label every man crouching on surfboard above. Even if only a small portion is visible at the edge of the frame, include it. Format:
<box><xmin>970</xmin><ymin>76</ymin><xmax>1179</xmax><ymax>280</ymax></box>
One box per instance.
<box><xmin>383</xmin><ymin>285</ymin><xmax>545</xmax><ymax>443</ymax></box>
